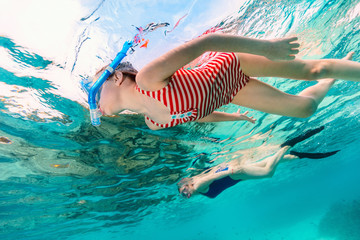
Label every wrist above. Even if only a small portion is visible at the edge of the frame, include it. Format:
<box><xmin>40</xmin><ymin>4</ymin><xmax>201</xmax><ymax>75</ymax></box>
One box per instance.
<box><xmin>259</xmin><ymin>39</ymin><xmax>273</xmax><ymax>58</ymax></box>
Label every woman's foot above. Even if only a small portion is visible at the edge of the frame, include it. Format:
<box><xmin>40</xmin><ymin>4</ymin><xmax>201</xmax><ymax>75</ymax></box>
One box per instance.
<box><xmin>282</xmin><ymin>154</ymin><xmax>299</xmax><ymax>162</ymax></box>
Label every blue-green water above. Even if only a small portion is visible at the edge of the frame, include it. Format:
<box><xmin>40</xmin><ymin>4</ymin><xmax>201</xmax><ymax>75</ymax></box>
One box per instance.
<box><xmin>1</xmin><ymin>0</ymin><xmax>360</xmax><ymax>239</ymax></box>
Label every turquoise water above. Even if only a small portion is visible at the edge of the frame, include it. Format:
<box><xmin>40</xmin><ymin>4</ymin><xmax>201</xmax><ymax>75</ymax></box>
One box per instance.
<box><xmin>1</xmin><ymin>0</ymin><xmax>360</xmax><ymax>239</ymax></box>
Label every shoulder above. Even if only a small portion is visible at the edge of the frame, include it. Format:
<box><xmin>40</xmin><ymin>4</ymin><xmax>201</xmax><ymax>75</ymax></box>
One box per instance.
<box><xmin>136</xmin><ymin>73</ymin><xmax>170</xmax><ymax>91</ymax></box>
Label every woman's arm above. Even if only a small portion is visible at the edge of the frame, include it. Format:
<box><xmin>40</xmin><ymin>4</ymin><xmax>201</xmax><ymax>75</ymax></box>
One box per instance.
<box><xmin>201</xmin><ymin>34</ymin><xmax>299</xmax><ymax>60</ymax></box>
<box><xmin>145</xmin><ymin>109</ymin><xmax>255</xmax><ymax>130</ymax></box>
<box><xmin>197</xmin><ymin>110</ymin><xmax>256</xmax><ymax>123</ymax></box>
<box><xmin>136</xmin><ymin>33</ymin><xmax>299</xmax><ymax>90</ymax></box>
<box><xmin>191</xmin><ymin>163</ymin><xmax>239</xmax><ymax>194</ymax></box>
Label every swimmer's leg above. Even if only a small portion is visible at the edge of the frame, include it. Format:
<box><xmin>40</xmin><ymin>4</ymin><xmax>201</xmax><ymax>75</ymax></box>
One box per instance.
<box><xmin>233</xmin><ymin>146</ymin><xmax>290</xmax><ymax>179</ymax></box>
<box><xmin>296</xmin><ymin>52</ymin><xmax>354</xmax><ymax>105</ymax></box>
<box><xmin>243</xmin><ymin>148</ymin><xmax>340</xmax><ymax>180</ymax></box>
<box><xmin>232</xmin><ymin>78</ymin><xmax>321</xmax><ymax>118</ymax></box>
<box><xmin>232</xmin><ymin>53</ymin><xmax>354</xmax><ymax>118</ymax></box>
<box><xmin>246</xmin><ymin>149</ymin><xmax>339</xmax><ymax>170</ymax></box>
<box><xmin>237</xmin><ymin>52</ymin><xmax>358</xmax><ymax>81</ymax></box>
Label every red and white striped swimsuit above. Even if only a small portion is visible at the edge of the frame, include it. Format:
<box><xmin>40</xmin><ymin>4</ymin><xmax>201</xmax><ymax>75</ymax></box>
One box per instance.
<box><xmin>136</xmin><ymin>52</ymin><xmax>249</xmax><ymax>128</ymax></box>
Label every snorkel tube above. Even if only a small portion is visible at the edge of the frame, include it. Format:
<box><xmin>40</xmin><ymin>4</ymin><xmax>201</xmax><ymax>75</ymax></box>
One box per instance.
<box><xmin>86</xmin><ymin>22</ymin><xmax>171</xmax><ymax>126</ymax></box>
<box><xmin>88</xmin><ymin>40</ymin><xmax>133</xmax><ymax>126</ymax></box>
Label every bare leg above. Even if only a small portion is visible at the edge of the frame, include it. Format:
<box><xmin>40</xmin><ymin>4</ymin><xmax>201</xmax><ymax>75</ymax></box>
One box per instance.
<box><xmin>250</xmin><ymin>153</ymin><xmax>298</xmax><ymax>168</ymax></box>
<box><xmin>232</xmin><ymin>53</ymin><xmax>354</xmax><ymax>118</ymax></box>
<box><xmin>232</xmin><ymin>146</ymin><xmax>290</xmax><ymax>179</ymax></box>
<box><xmin>298</xmin><ymin>52</ymin><xmax>354</xmax><ymax>105</ymax></box>
<box><xmin>232</xmin><ymin>78</ymin><xmax>317</xmax><ymax>117</ymax></box>
<box><xmin>237</xmin><ymin>52</ymin><xmax>358</xmax><ymax>81</ymax></box>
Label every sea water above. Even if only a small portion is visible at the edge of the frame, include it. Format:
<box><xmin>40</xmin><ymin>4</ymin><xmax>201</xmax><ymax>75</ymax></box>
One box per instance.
<box><xmin>0</xmin><ymin>0</ymin><xmax>360</xmax><ymax>239</ymax></box>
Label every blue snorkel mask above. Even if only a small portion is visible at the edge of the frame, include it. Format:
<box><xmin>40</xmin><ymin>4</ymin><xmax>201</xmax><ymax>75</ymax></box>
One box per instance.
<box><xmin>81</xmin><ymin>22</ymin><xmax>171</xmax><ymax>126</ymax></box>
<box><xmin>82</xmin><ymin>40</ymin><xmax>133</xmax><ymax>126</ymax></box>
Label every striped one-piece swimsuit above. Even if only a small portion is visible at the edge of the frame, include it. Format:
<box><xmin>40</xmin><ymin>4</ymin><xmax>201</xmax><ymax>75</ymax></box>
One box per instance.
<box><xmin>136</xmin><ymin>52</ymin><xmax>250</xmax><ymax>128</ymax></box>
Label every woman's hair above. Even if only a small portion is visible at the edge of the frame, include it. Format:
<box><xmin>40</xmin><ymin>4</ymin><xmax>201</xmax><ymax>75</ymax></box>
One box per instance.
<box><xmin>95</xmin><ymin>61</ymin><xmax>138</xmax><ymax>82</ymax></box>
<box><xmin>177</xmin><ymin>177</ymin><xmax>192</xmax><ymax>190</ymax></box>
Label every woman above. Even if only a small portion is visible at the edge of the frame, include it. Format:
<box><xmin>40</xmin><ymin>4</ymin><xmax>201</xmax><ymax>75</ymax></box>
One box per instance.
<box><xmin>177</xmin><ymin>126</ymin><xmax>339</xmax><ymax>198</ymax></box>
<box><xmin>97</xmin><ymin>33</ymin><xmax>357</xmax><ymax>130</ymax></box>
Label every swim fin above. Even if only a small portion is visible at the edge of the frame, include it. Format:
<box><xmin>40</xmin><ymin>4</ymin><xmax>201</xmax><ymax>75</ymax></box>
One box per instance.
<box><xmin>281</xmin><ymin>126</ymin><xmax>325</xmax><ymax>148</ymax></box>
<box><xmin>289</xmin><ymin>150</ymin><xmax>340</xmax><ymax>159</ymax></box>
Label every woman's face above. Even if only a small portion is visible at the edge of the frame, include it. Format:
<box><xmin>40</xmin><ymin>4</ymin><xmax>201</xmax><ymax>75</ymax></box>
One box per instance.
<box><xmin>178</xmin><ymin>179</ymin><xmax>195</xmax><ymax>198</ymax></box>
<box><xmin>97</xmin><ymin>71</ymin><xmax>134</xmax><ymax>116</ymax></box>
<box><xmin>98</xmin><ymin>76</ymin><xmax>120</xmax><ymax>115</ymax></box>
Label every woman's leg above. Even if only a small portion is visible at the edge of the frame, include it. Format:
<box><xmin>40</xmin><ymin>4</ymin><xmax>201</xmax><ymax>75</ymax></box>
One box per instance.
<box><xmin>237</xmin><ymin>52</ymin><xmax>360</xmax><ymax>81</ymax></box>
<box><xmin>232</xmin><ymin>146</ymin><xmax>290</xmax><ymax>179</ymax></box>
<box><xmin>232</xmin><ymin>53</ymin><xmax>354</xmax><ymax>118</ymax></box>
<box><xmin>250</xmin><ymin>154</ymin><xmax>298</xmax><ymax>166</ymax></box>
<box><xmin>232</xmin><ymin>78</ymin><xmax>318</xmax><ymax>117</ymax></box>
<box><xmin>237</xmin><ymin>52</ymin><xmax>357</xmax><ymax>81</ymax></box>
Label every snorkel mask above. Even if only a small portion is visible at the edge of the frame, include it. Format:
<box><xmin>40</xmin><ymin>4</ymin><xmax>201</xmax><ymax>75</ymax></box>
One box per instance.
<box><xmin>81</xmin><ymin>21</ymin><xmax>171</xmax><ymax>126</ymax></box>
<box><xmin>84</xmin><ymin>40</ymin><xmax>133</xmax><ymax>126</ymax></box>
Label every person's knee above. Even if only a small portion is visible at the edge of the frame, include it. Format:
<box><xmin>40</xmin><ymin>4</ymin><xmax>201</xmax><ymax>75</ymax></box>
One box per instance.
<box><xmin>306</xmin><ymin>61</ymin><xmax>332</xmax><ymax>80</ymax></box>
<box><xmin>264</xmin><ymin>168</ymin><xmax>275</xmax><ymax>178</ymax></box>
<box><xmin>295</xmin><ymin>98</ymin><xmax>318</xmax><ymax>118</ymax></box>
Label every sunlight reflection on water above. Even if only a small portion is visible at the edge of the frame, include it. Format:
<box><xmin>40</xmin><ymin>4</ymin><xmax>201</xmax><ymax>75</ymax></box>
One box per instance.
<box><xmin>1</xmin><ymin>0</ymin><xmax>360</xmax><ymax>239</ymax></box>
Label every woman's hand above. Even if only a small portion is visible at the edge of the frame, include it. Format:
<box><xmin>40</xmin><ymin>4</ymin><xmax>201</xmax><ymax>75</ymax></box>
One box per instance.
<box><xmin>265</xmin><ymin>37</ymin><xmax>300</xmax><ymax>61</ymax></box>
<box><xmin>197</xmin><ymin>109</ymin><xmax>256</xmax><ymax>123</ymax></box>
<box><xmin>233</xmin><ymin>109</ymin><xmax>256</xmax><ymax>124</ymax></box>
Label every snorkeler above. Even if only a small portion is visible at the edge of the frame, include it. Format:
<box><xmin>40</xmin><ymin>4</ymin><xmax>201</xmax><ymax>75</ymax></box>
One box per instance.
<box><xmin>177</xmin><ymin>126</ymin><xmax>339</xmax><ymax>199</ymax></box>
<box><xmin>95</xmin><ymin>32</ymin><xmax>358</xmax><ymax>130</ymax></box>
